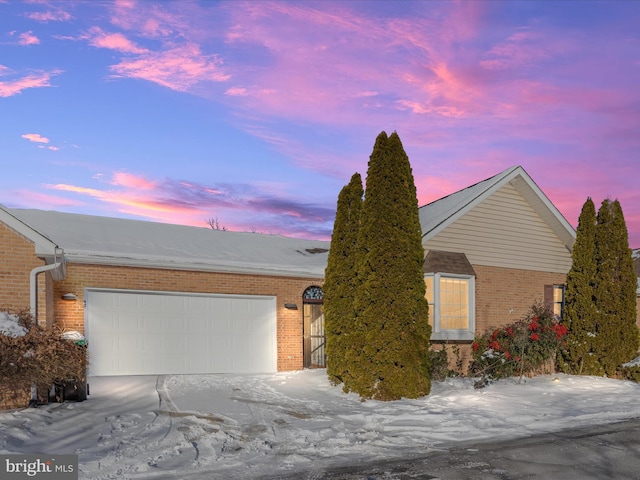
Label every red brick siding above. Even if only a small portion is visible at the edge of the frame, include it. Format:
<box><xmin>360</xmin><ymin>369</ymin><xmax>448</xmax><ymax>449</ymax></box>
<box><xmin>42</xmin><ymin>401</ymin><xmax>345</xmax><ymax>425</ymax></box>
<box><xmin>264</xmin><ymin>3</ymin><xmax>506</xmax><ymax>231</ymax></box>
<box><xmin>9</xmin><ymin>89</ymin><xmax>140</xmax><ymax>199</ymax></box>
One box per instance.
<box><xmin>474</xmin><ymin>264</ymin><xmax>566</xmax><ymax>334</ymax></box>
<box><xmin>0</xmin><ymin>222</ymin><xmax>48</xmax><ymax>321</ymax></box>
<box><xmin>53</xmin><ymin>263</ymin><xmax>321</xmax><ymax>371</ymax></box>
<box><xmin>430</xmin><ymin>264</ymin><xmax>567</xmax><ymax>372</ymax></box>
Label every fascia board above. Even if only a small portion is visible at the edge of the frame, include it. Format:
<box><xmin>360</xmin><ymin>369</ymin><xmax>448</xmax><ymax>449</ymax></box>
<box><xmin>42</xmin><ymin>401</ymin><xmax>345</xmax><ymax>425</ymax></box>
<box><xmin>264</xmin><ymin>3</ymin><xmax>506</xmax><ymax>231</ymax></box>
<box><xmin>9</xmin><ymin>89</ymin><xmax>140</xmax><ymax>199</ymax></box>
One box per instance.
<box><xmin>0</xmin><ymin>203</ymin><xmax>59</xmax><ymax>254</ymax></box>
<box><xmin>422</xmin><ymin>167</ymin><xmax>576</xmax><ymax>252</ymax></box>
<box><xmin>508</xmin><ymin>170</ymin><xmax>576</xmax><ymax>249</ymax></box>
<box><xmin>63</xmin><ymin>254</ymin><xmax>326</xmax><ymax>279</ymax></box>
<box><xmin>422</xmin><ymin>167</ymin><xmax>519</xmax><ymax>242</ymax></box>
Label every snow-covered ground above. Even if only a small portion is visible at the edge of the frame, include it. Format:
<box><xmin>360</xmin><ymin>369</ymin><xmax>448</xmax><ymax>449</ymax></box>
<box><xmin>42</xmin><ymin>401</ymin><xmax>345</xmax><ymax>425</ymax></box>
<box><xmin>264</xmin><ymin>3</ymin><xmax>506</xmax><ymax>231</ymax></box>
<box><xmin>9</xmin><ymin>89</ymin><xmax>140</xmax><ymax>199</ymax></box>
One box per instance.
<box><xmin>1</xmin><ymin>369</ymin><xmax>640</xmax><ymax>479</ymax></box>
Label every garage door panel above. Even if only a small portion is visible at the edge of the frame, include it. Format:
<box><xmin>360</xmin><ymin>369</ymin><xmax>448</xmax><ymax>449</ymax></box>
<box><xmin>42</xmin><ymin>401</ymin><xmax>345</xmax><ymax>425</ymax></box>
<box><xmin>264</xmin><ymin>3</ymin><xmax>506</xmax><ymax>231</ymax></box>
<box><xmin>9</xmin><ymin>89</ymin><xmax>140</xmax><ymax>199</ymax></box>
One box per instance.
<box><xmin>86</xmin><ymin>290</ymin><xmax>277</xmax><ymax>376</ymax></box>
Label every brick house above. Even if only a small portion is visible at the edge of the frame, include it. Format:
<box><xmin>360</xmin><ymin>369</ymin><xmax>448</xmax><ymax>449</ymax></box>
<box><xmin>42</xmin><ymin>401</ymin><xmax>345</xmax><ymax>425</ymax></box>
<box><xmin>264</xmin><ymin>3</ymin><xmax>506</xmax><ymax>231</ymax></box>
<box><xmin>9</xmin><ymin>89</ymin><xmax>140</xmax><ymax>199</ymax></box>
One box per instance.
<box><xmin>0</xmin><ymin>207</ymin><xmax>329</xmax><ymax>376</ymax></box>
<box><xmin>420</xmin><ymin>166</ymin><xmax>576</xmax><ymax>367</ymax></box>
<box><xmin>0</xmin><ymin>165</ymin><xmax>580</xmax><ymax>376</ymax></box>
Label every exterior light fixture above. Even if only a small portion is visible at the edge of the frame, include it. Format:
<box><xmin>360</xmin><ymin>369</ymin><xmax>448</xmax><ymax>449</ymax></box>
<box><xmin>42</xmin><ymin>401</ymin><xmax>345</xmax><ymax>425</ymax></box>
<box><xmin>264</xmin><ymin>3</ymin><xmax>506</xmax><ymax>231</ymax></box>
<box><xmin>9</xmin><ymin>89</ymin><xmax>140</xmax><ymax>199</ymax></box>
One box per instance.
<box><xmin>61</xmin><ymin>293</ymin><xmax>78</xmax><ymax>301</ymax></box>
<box><xmin>284</xmin><ymin>303</ymin><xmax>298</xmax><ymax>310</ymax></box>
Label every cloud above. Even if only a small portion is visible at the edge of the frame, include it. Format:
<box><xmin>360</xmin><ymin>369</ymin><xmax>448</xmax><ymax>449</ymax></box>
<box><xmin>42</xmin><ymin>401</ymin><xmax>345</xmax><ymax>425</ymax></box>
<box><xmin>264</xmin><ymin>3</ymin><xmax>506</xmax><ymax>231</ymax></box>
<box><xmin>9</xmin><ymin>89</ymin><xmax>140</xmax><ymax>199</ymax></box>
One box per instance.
<box><xmin>225</xmin><ymin>87</ymin><xmax>248</xmax><ymax>96</ymax></box>
<box><xmin>25</xmin><ymin>9</ymin><xmax>72</xmax><ymax>22</ymax></box>
<box><xmin>85</xmin><ymin>27</ymin><xmax>148</xmax><ymax>54</ymax></box>
<box><xmin>18</xmin><ymin>31</ymin><xmax>40</xmax><ymax>45</ymax></box>
<box><xmin>22</xmin><ymin>133</ymin><xmax>50</xmax><ymax>144</ymax></box>
<box><xmin>11</xmin><ymin>191</ymin><xmax>81</xmax><ymax>209</ymax></box>
<box><xmin>109</xmin><ymin>44</ymin><xmax>230</xmax><ymax>91</ymax></box>
<box><xmin>45</xmin><ymin>171</ymin><xmax>335</xmax><ymax>239</ymax></box>
<box><xmin>22</xmin><ymin>133</ymin><xmax>61</xmax><ymax>151</ymax></box>
<box><xmin>0</xmin><ymin>68</ymin><xmax>62</xmax><ymax>97</ymax></box>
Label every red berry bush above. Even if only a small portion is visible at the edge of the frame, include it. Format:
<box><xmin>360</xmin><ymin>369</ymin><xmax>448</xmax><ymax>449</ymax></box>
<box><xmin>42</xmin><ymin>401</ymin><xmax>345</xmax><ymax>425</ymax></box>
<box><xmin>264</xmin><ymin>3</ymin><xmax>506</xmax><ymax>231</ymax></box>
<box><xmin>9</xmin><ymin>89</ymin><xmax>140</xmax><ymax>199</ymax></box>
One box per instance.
<box><xmin>470</xmin><ymin>302</ymin><xmax>567</xmax><ymax>383</ymax></box>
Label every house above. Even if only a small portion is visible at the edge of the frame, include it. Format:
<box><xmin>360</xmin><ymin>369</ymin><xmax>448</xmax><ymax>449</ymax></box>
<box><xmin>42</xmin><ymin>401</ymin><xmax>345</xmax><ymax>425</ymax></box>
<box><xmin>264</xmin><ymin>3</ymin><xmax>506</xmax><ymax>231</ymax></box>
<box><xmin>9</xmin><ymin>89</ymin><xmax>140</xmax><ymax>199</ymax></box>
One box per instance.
<box><xmin>0</xmin><ymin>165</ymin><xmax>577</xmax><ymax>377</ymax></box>
<box><xmin>420</xmin><ymin>166</ymin><xmax>576</xmax><ymax>366</ymax></box>
<box><xmin>0</xmin><ymin>207</ymin><xmax>330</xmax><ymax>376</ymax></box>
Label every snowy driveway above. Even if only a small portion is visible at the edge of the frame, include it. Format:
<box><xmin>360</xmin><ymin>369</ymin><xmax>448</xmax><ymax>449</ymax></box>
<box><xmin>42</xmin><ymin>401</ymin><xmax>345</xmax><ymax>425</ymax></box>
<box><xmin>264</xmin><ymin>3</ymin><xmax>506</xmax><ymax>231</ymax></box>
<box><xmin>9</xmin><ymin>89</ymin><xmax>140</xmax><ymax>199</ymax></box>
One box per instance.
<box><xmin>2</xmin><ymin>370</ymin><xmax>640</xmax><ymax>479</ymax></box>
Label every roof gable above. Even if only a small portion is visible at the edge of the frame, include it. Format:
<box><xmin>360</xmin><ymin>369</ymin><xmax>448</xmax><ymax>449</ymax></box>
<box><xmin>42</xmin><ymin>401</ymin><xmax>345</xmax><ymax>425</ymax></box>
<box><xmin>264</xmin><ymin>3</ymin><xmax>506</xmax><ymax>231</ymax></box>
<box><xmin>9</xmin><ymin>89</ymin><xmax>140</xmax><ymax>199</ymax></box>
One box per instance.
<box><xmin>419</xmin><ymin>166</ymin><xmax>575</xmax><ymax>251</ymax></box>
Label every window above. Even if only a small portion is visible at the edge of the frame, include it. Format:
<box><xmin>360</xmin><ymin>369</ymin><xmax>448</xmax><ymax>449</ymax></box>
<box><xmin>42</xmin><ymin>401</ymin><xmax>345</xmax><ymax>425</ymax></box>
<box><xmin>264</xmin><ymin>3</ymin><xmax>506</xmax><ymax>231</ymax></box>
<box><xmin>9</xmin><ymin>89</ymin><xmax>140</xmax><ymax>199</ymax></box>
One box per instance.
<box><xmin>425</xmin><ymin>273</ymin><xmax>475</xmax><ymax>341</ymax></box>
<box><xmin>545</xmin><ymin>284</ymin><xmax>565</xmax><ymax>319</ymax></box>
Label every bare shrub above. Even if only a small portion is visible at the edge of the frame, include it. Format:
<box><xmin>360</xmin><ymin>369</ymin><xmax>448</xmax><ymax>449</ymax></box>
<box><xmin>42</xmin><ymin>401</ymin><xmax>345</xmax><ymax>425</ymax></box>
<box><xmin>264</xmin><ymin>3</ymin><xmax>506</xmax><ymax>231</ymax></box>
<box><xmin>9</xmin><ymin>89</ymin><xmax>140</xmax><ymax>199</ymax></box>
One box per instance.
<box><xmin>0</xmin><ymin>307</ymin><xmax>87</xmax><ymax>399</ymax></box>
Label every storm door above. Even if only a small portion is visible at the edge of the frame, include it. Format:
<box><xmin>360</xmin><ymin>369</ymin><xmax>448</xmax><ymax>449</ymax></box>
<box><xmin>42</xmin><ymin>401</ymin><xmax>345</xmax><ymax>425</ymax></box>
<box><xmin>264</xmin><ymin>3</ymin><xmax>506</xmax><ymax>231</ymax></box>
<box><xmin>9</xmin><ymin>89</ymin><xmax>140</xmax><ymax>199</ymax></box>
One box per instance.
<box><xmin>302</xmin><ymin>286</ymin><xmax>325</xmax><ymax>368</ymax></box>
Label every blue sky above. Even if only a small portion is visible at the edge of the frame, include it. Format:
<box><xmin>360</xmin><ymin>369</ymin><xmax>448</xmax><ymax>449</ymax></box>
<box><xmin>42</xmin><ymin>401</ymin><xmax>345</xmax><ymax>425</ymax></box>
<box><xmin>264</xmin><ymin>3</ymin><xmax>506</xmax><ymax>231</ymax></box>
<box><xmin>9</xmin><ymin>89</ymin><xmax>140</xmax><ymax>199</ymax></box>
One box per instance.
<box><xmin>1</xmin><ymin>1</ymin><xmax>639</xmax><ymax>246</ymax></box>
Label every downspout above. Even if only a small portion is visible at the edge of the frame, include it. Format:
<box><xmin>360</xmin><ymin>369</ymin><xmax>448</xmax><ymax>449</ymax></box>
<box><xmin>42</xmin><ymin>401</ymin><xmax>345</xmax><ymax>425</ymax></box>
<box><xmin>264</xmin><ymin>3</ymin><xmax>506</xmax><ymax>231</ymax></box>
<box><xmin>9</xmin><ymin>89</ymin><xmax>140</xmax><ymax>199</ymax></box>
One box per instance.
<box><xmin>29</xmin><ymin>247</ymin><xmax>66</xmax><ymax>322</ymax></box>
<box><xmin>29</xmin><ymin>247</ymin><xmax>65</xmax><ymax>405</ymax></box>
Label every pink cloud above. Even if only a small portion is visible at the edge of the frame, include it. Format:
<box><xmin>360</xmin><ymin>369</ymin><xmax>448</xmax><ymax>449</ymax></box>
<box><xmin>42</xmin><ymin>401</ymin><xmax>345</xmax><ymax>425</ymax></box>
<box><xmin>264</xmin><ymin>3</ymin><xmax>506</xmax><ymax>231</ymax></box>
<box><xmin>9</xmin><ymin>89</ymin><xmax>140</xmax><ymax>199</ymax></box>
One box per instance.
<box><xmin>109</xmin><ymin>44</ymin><xmax>230</xmax><ymax>91</ymax></box>
<box><xmin>225</xmin><ymin>87</ymin><xmax>248</xmax><ymax>96</ymax></box>
<box><xmin>86</xmin><ymin>26</ymin><xmax>148</xmax><ymax>54</ymax></box>
<box><xmin>109</xmin><ymin>0</ymin><xmax>194</xmax><ymax>39</ymax></box>
<box><xmin>482</xmin><ymin>29</ymin><xmax>549</xmax><ymax>71</ymax></box>
<box><xmin>43</xmin><ymin>170</ymin><xmax>334</xmax><ymax>238</ymax></box>
<box><xmin>0</xmin><ymin>69</ymin><xmax>61</xmax><ymax>97</ymax></box>
<box><xmin>18</xmin><ymin>31</ymin><xmax>40</xmax><ymax>45</ymax></box>
<box><xmin>111</xmin><ymin>172</ymin><xmax>156</xmax><ymax>190</ymax></box>
<box><xmin>26</xmin><ymin>10</ymin><xmax>72</xmax><ymax>22</ymax></box>
<box><xmin>21</xmin><ymin>133</ymin><xmax>50</xmax><ymax>144</ymax></box>
<box><xmin>13</xmin><ymin>191</ymin><xmax>82</xmax><ymax>208</ymax></box>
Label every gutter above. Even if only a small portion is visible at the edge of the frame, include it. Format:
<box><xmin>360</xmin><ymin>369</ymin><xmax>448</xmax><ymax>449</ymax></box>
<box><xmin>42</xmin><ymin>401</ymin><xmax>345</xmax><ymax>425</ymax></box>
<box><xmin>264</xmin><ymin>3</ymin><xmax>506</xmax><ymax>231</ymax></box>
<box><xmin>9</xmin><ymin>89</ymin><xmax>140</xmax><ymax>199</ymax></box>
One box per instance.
<box><xmin>30</xmin><ymin>247</ymin><xmax>66</xmax><ymax>320</ymax></box>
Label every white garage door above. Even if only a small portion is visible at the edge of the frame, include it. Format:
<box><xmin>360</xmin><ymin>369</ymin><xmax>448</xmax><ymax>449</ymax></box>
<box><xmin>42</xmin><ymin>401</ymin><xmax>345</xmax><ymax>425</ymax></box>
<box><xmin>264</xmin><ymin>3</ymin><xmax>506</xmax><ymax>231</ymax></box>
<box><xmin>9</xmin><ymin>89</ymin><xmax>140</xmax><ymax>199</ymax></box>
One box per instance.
<box><xmin>85</xmin><ymin>289</ymin><xmax>277</xmax><ymax>376</ymax></box>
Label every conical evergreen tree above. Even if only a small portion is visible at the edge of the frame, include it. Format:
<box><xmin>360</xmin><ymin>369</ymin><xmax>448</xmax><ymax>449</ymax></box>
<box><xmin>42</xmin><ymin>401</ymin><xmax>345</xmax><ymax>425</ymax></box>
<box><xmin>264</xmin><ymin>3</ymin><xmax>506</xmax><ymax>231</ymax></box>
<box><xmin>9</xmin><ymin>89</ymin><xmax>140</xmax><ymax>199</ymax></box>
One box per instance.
<box><xmin>559</xmin><ymin>198</ymin><xmax>600</xmax><ymax>374</ymax></box>
<box><xmin>593</xmin><ymin>199</ymin><xmax>639</xmax><ymax>375</ymax></box>
<box><xmin>346</xmin><ymin>131</ymin><xmax>431</xmax><ymax>400</ymax></box>
<box><xmin>324</xmin><ymin>173</ymin><xmax>363</xmax><ymax>386</ymax></box>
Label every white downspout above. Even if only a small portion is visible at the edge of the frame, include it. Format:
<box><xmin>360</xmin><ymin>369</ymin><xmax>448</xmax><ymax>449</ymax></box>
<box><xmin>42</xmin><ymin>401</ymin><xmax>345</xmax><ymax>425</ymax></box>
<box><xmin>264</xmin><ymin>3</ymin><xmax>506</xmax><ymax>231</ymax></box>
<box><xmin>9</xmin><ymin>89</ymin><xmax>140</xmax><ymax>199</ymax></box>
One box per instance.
<box><xmin>29</xmin><ymin>247</ymin><xmax>65</xmax><ymax>405</ymax></box>
<box><xmin>29</xmin><ymin>247</ymin><xmax>65</xmax><ymax>322</ymax></box>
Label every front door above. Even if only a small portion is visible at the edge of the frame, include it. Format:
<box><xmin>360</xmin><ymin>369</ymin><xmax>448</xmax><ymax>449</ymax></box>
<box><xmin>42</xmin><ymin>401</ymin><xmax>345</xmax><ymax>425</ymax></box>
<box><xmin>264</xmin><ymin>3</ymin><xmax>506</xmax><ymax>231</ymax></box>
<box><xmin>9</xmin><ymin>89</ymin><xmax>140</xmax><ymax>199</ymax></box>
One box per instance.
<box><xmin>302</xmin><ymin>286</ymin><xmax>325</xmax><ymax>368</ymax></box>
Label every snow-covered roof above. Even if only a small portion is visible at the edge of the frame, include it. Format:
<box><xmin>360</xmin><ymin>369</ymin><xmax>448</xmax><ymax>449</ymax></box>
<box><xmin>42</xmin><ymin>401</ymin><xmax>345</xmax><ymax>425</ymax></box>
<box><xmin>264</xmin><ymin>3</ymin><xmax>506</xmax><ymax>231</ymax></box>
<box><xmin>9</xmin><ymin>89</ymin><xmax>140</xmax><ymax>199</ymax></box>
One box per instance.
<box><xmin>419</xmin><ymin>165</ymin><xmax>576</xmax><ymax>250</ymax></box>
<box><xmin>2</xmin><ymin>166</ymin><xmax>574</xmax><ymax>280</ymax></box>
<box><xmin>7</xmin><ymin>209</ymin><xmax>330</xmax><ymax>278</ymax></box>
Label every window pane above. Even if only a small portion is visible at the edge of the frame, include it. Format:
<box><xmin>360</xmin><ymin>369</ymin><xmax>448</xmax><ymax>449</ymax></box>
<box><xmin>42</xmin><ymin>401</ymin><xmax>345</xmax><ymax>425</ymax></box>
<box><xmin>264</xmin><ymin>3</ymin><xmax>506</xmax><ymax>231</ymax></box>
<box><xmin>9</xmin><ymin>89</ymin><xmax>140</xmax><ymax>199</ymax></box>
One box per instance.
<box><xmin>425</xmin><ymin>276</ymin><xmax>434</xmax><ymax>305</ymax></box>
<box><xmin>553</xmin><ymin>285</ymin><xmax>565</xmax><ymax>317</ymax></box>
<box><xmin>439</xmin><ymin>278</ymin><xmax>469</xmax><ymax>330</ymax></box>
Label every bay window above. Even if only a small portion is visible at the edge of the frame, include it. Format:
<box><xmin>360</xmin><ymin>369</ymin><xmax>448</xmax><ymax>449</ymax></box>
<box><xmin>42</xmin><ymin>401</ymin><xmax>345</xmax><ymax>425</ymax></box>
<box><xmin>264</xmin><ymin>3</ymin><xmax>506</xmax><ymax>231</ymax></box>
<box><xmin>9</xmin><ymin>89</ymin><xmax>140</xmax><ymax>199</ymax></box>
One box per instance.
<box><xmin>425</xmin><ymin>273</ymin><xmax>475</xmax><ymax>341</ymax></box>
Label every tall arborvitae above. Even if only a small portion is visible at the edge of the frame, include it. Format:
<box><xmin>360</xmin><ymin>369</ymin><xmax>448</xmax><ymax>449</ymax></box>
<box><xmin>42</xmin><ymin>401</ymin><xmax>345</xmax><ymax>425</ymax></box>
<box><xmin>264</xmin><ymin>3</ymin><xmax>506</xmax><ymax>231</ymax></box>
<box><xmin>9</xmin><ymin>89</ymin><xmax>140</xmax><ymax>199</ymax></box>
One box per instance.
<box><xmin>593</xmin><ymin>199</ymin><xmax>639</xmax><ymax>375</ymax></box>
<box><xmin>346</xmin><ymin>131</ymin><xmax>431</xmax><ymax>400</ymax></box>
<box><xmin>559</xmin><ymin>198</ymin><xmax>600</xmax><ymax>374</ymax></box>
<box><xmin>324</xmin><ymin>173</ymin><xmax>363</xmax><ymax>386</ymax></box>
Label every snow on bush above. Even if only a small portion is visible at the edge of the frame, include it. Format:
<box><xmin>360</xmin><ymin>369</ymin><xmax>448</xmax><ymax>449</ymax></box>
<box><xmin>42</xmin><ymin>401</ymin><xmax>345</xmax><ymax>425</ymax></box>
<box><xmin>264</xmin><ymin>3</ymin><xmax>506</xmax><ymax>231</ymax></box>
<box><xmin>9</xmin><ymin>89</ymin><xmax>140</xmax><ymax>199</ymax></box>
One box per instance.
<box><xmin>0</xmin><ymin>311</ymin><xmax>27</xmax><ymax>338</ymax></box>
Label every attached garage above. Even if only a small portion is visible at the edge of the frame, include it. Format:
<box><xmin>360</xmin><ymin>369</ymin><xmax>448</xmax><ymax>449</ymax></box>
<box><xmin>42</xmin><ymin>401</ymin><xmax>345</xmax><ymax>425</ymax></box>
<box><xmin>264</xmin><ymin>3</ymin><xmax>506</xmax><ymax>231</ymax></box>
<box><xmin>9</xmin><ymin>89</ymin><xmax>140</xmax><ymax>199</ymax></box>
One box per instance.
<box><xmin>85</xmin><ymin>289</ymin><xmax>277</xmax><ymax>376</ymax></box>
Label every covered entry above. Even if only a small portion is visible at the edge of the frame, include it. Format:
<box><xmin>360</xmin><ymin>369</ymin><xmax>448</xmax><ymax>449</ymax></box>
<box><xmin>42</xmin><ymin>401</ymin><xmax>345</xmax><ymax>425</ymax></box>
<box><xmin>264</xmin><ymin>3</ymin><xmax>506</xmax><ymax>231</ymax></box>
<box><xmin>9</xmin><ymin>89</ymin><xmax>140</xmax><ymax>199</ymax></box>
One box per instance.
<box><xmin>302</xmin><ymin>286</ymin><xmax>325</xmax><ymax>368</ymax></box>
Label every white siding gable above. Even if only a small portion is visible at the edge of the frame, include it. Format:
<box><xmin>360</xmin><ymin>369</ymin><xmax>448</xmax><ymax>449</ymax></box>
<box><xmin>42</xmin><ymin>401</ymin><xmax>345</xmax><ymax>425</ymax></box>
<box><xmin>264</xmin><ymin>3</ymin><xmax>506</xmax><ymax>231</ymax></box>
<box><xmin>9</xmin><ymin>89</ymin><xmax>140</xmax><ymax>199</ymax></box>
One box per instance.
<box><xmin>424</xmin><ymin>183</ymin><xmax>572</xmax><ymax>273</ymax></box>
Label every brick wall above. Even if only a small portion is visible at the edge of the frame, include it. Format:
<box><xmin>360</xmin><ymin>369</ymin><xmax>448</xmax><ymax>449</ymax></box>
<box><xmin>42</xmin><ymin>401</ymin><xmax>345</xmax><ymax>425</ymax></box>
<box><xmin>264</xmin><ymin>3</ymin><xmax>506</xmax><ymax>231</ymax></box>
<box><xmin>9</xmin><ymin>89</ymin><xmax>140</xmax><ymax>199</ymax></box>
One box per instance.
<box><xmin>0</xmin><ymin>222</ymin><xmax>47</xmax><ymax>319</ymax></box>
<box><xmin>53</xmin><ymin>263</ymin><xmax>321</xmax><ymax>371</ymax></box>
<box><xmin>432</xmin><ymin>264</ymin><xmax>567</xmax><ymax>372</ymax></box>
<box><xmin>474</xmin><ymin>264</ymin><xmax>566</xmax><ymax>333</ymax></box>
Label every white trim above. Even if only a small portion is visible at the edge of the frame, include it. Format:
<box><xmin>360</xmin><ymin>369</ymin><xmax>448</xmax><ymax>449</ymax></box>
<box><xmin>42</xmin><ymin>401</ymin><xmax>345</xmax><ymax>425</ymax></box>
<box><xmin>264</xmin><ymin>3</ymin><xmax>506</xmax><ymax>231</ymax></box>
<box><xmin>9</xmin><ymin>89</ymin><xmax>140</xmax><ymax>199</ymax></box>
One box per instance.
<box><xmin>0</xmin><ymin>203</ymin><xmax>59</xmax><ymax>255</ymax></box>
<box><xmin>65</xmin><ymin>254</ymin><xmax>325</xmax><ymax>279</ymax></box>
<box><xmin>426</xmin><ymin>273</ymin><xmax>476</xmax><ymax>342</ymax></box>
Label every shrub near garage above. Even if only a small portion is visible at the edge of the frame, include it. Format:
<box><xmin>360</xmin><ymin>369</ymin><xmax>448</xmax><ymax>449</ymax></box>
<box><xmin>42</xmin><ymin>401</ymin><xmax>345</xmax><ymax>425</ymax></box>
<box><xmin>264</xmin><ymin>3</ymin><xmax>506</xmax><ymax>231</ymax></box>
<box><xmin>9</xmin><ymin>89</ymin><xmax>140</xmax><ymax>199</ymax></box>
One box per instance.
<box><xmin>470</xmin><ymin>302</ymin><xmax>567</xmax><ymax>382</ymax></box>
<box><xmin>0</xmin><ymin>308</ymin><xmax>87</xmax><ymax>408</ymax></box>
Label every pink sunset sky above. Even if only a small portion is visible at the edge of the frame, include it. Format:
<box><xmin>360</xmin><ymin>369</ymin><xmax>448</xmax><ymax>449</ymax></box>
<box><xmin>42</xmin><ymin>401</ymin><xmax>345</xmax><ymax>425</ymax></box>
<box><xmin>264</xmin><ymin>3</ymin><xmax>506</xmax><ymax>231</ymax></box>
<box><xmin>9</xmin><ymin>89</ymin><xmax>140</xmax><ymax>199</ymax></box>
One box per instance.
<box><xmin>1</xmin><ymin>0</ymin><xmax>639</xmax><ymax>246</ymax></box>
